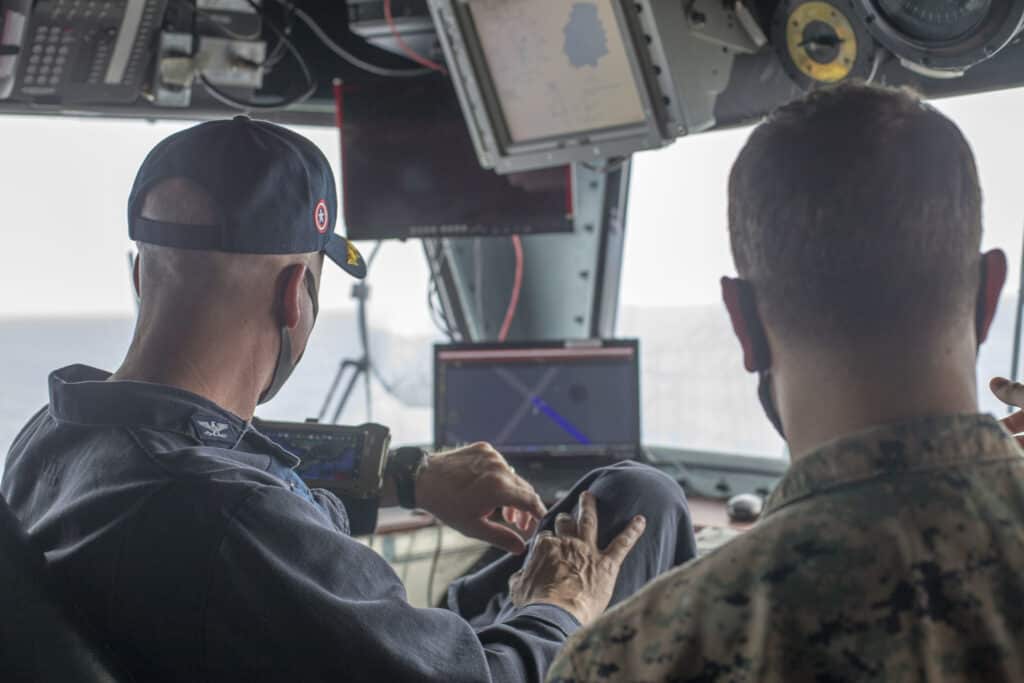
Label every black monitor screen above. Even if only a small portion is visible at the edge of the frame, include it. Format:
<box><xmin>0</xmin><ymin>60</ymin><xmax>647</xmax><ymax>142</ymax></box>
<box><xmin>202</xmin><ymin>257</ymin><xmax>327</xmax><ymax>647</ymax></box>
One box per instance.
<box><xmin>340</xmin><ymin>77</ymin><xmax>574</xmax><ymax>241</ymax></box>
<box><xmin>435</xmin><ymin>342</ymin><xmax>640</xmax><ymax>456</ymax></box>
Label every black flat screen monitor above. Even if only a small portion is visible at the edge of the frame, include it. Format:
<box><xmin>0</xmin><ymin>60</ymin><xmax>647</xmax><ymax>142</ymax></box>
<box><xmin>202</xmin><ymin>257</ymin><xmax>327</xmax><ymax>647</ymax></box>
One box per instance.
<box><xmin>340</xmin><ymin>77</ymin><xmax>574</xmax><ymax>241</ymax></box>
<box><xmin>434</xmin><ymin>340</ymin><xmax>641</xmax><ymax>457</ymax></box>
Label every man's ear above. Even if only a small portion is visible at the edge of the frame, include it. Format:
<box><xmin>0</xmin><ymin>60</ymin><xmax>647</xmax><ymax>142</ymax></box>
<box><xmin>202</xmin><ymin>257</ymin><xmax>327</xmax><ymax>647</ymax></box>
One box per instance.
<box><xmin>278</xmin><ymin>263</ymin><xmax>308</xmax><ymax>330</ymax></box>
<box><xmin>721</xmin><ymin>276</ymin><xmax>772</xmax><ymax>372</ymax></box>
<box><xmin>976</xmin><ymin>249</ymin><xmax>1008</xmax><ymax>345</ymax></box>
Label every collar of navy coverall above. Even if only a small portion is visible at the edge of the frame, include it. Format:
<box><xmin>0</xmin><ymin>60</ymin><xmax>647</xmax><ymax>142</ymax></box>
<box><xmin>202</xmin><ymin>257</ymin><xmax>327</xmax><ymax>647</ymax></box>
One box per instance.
<box><xmin>47</xmin><ymin>364</ymin><xmax>300</xmax><ymax>468</ymax></box>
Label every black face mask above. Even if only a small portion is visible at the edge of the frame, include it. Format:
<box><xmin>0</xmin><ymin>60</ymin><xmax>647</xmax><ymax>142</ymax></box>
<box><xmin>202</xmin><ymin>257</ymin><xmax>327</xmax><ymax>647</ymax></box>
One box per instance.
<box><xmin>758</xmin><ymin>370</ymin><xmax>785</xmax><ymax>439</ymax></box>
<box><xmin>730</xmin><ymin>279</ymin><xmax>784</xmax><ymax>438</ymax></box>
<box><xmin>258</xmin><ymin>270</ymin><xmax>319</xmax><ymax>405</ymax></box>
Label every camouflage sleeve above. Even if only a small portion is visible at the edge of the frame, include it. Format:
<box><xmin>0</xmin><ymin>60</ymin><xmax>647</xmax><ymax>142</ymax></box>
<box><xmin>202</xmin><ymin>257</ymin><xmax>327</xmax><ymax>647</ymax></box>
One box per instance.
<box><xmin>544</xmin><ymin>567</ymin><xmax>693</xmax><ymax>683</ymax></box>
<box><xmin>546</xmin><ymin>644</ymin><xmax>581</xmax><ymax>683</ymax></box>
<box><xmin>543</xmin><ymin>535</ymin><xmax>756</xmax><ymax>683</ymax></box>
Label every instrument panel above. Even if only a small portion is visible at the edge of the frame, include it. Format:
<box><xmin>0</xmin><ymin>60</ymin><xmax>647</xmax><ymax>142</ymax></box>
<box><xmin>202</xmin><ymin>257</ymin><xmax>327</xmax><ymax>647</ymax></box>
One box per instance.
<box><xmin>876</xmin><ymin>0</ymin><xmax>992</xmax><ymax>44</ymax></box>
<box><xmin>0</xmin><ymin>1</ymin><xmax>1022</xmax><ymax>142</ymax></box>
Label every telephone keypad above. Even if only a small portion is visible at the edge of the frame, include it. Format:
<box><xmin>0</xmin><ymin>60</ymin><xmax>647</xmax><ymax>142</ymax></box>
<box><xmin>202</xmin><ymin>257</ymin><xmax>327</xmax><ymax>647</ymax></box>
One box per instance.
<box><xmin>22</xmin><ymin>20</ymin><xmax>76</xmax><ymax>88</ymax></box>
<box><xmin>16</xmin><ymin>0</ymin><xmax>167</xmax><ymax>101</ymax></box>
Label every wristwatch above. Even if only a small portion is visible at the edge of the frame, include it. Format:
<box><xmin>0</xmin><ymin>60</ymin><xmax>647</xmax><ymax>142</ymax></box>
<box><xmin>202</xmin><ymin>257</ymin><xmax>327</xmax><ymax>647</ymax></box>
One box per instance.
<box><xmin>387</xmin><ymin>447</ymin><xmax>429</xmax><ymax>509</ymax></box>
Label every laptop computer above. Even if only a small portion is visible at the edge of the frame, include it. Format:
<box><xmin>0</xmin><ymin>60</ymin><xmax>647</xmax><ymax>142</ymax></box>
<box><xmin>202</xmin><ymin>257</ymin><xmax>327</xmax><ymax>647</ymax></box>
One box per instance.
<box><xmin>434</xmin><ymin>339</ymin><xmax>643</xmax><ymax>502</ymax></box>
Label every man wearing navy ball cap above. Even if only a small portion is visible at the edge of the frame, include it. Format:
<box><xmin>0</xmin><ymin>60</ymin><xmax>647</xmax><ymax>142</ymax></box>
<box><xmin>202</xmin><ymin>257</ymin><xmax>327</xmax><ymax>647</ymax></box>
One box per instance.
<box><xmin>1</xmin><ymin>116</ymin><xmax>695</xmax><ymax>682</ymax></box>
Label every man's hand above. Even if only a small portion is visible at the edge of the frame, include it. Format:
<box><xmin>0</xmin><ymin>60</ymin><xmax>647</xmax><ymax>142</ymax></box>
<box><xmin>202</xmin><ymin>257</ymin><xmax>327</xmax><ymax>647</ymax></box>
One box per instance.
<box><xmin>508</xmin><ymin>491</ymin><xmax>646</xmax><ymax>626</ymax></box>
<box><xmin>415</xmin><ymin>443</ymin><xmax>548</xmax><ymax>555</ymax></box>
<box><xmin>991</xmin><ymin>377</ymin><xmax>1024</xmax><ymax>447</ymax></box>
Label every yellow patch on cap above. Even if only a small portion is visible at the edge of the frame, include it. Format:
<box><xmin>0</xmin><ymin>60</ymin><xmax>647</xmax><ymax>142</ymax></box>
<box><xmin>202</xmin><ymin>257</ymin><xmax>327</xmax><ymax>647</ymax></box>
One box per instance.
<box><xmin>347</xmin><ymin>242</ymin><xmax>362</xmax><ymax>267</ymax></box>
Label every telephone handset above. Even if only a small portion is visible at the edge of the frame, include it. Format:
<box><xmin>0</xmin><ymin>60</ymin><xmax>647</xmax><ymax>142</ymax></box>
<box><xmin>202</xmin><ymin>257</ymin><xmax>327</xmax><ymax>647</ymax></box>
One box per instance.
<box><xmin>0</xmin><ymin>1</ymin><xmax>30</xmax><ymax>99</ymax></box>
<box><xmin>0</xmin><ymin>0</ymin><xmax>167</xmax><ymax>104</ymax></box>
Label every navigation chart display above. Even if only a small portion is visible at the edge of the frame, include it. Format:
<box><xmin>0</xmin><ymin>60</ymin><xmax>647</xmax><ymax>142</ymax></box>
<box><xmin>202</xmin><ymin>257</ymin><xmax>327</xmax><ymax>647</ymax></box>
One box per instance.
<box><xmin>467</xmin><ymin>0</ymin><xmax>647</xmax><ymax>143</ymax></box>
<box><xmin>435</xmin><ymin>343</ymin><xmax>640</xmax><ymax>455</ymax></box>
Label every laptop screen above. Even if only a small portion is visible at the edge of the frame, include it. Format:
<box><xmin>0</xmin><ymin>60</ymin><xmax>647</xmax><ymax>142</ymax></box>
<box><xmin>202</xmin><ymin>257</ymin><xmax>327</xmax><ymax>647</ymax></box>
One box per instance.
<box><xmin>434</xmin><ymin>341</ymin><xmax>641</xmax><ymax>456</ymax></box>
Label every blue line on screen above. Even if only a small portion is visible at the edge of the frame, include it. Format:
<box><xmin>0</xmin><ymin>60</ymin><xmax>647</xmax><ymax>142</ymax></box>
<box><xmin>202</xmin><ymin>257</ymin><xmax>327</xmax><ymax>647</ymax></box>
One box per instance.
<box><xmin>530</xmin><ymin>397</ymin><xmax>591</xmax><ymax>445</ymax></box>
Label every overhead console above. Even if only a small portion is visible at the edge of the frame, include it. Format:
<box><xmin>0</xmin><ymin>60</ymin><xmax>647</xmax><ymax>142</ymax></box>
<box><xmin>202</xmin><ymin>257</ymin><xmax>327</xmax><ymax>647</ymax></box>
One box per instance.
<box><xmin>431</xmin><ymin>0</ymin><xmax>1024</xmax><ymax>172</ymax></box>
<box><xmin>768</xmin><ymin>0</ymin><xmax>1024</xmax><ymax>85</ymax></box>
<box><xmin>0</xmin><ymin>1</ymin><xmax>1022</xmax><ymax>168</ymax></box>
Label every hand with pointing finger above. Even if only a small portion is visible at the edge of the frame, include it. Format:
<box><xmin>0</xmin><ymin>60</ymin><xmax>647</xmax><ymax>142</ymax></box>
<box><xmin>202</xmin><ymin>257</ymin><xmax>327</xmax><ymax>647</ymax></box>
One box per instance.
<box><xmin>990</xmin><ymin>377</ymin><xmax>1024</xmax><ymax>447</ymax></box>
<box><xmin>415</xmin><ymin>442</ymin><xmax>547</xmax><ymax>555</ymax></box>
<box><xmin>508</xmin><ymin>490</ymin><xmax>646</xmax><ymax>626</ymax></box>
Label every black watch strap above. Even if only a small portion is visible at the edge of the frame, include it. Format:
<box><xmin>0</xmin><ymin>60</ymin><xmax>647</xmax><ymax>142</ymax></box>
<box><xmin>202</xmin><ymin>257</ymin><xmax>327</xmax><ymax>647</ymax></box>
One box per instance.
<box><xmin>388</xmin><ymin>447</ymin><xmax>428</xmax><ymax>509</ymax></box>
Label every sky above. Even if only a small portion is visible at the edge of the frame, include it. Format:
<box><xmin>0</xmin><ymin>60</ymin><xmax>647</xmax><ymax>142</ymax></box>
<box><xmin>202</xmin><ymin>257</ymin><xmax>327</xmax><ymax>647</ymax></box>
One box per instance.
<box><xmin>0</xmin><ymin>87</ymin><xmax>1023</xmax><ymax>333</ymax></box>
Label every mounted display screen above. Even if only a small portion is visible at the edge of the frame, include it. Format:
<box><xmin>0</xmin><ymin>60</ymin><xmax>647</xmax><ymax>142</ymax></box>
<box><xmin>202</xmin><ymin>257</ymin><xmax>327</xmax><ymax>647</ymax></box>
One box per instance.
<box><xmin>340</xmin><ymin>77</ymin><xmax>573</xmax><ymax>241</ymax></box>
<box><xmin>434</xmin><ymin>341</ymin><xmax>641</xmax><ymax>457</ymax></box>
<box><xmin>466</xmin><ymin>0</ymin><xmax>647</xmax><ymax>143</ymax></box>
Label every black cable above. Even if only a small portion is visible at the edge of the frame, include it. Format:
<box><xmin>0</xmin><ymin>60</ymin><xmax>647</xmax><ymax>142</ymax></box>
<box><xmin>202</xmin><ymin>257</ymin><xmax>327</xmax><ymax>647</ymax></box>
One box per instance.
<box><xmin>428</xmin><ymin>285</ymin><xmax>454</xmax><ymax>340</ymax></box>
<box><xmin>197</xmin><ymin>0</ymin><xmax>316</xmax><ymax>111</ymax></box>
<box><xmin>199</xmin><ymin>74</ymin><xmax>316</xmax><ymax>110</ymax></box>
<box><xmin>272</xmin><ymin>0</ymin><xmax>433</xmax><ymax>79</ymax></box>
<box><xmin>428</xmin><ymin>272</ymin><xmax>456</xmax><ymax>339</ymax></box>
<box><xmin>426</xmin><ymin>240</ymin><xmax>458</xmax><ymax>340</ymax></box>
<box><xmin>263</xmin><ymin>2</ymin><xmax>295</xmax><ymax>70</ymax></box>
<box><xmin>169</xmin><ymin>0</ymin><xmax>260</xmax><ymax>43</ymax></box>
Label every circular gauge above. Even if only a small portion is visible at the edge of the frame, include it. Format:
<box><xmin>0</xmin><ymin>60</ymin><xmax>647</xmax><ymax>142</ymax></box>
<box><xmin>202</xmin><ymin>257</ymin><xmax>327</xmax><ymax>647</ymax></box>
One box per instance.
<box><xmin>876</xmin><ymin>0</ymin><xmax>992</xmax><ymax>43</ymax></box>
<box><xmin>773</xmin><ymin>0</ymin><xmax>875</xmax><ymax>89</ymax></box>
<box><xmin>852</xmin><ymin>0</ymin><xmax>1024</xmax><ymax>72</ymax></box>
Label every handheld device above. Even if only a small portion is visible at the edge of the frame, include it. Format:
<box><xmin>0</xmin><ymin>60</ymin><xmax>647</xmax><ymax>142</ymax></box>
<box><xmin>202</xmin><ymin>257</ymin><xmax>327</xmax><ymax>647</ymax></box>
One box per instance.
<box><xmin>257</xmin><ymin>420</ymin><xmax>392</xmax><ymax>500</ymax></box>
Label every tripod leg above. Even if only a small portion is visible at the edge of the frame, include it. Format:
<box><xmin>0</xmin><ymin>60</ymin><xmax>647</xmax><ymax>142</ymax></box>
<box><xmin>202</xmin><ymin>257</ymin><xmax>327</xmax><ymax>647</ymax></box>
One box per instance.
<box><xmin>331</xmin><ymin>361</ymin><xmax>364</xmax><ymax>424</ymax></box>
<box><xmin>364</xmin><ymin>362</ymin><xmax>373</xmax><ymax>422</ymax></box>
<box><xmin>318</xmin><ymin>361</ymin><xmax>350</xmax><ymax>422</ymax></box>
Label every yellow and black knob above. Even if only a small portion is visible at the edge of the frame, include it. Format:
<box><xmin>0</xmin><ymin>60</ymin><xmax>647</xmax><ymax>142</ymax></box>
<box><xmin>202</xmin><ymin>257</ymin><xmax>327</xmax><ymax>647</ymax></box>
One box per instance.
<box><xmin>773</xmin><ymin>0</ymin><xmax>874</xmax><ymax>89</ymax></box>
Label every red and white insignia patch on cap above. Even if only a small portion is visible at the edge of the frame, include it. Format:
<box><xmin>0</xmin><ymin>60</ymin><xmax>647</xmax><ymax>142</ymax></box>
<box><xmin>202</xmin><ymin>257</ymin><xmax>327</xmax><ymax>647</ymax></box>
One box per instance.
<box><xmin>314</xmin><ymin>199</ymin><xmax>329</xmax><ymax>234</ymax></box>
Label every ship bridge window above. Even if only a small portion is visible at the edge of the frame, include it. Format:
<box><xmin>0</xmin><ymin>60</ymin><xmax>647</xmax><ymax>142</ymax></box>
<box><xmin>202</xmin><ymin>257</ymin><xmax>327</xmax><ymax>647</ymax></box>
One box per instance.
<box><xmin>618</xmin><ymin>87</ymin><xmax>1024</xmax><ymax>458</ymax></box>
<box><xmin>0</xmin><ymin>117</ymin><xmax>439</xmax><ymax>462</ymax></box>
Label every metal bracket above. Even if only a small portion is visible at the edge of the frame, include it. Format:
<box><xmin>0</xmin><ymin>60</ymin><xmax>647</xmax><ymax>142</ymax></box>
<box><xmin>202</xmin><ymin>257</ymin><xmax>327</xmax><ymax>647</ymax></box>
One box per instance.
<box><xmin>639</xmin><ymin>0</ymin><xmax>746</xmax><ymax>135</ymax></box>
<box><xmin>686</xmin><ymin>0</ymin><xmax>765</xmax><ymax>54</ymax></box>
<box><xmin>154</xmin><ymin>32</ymin><xmax>194</xmax><ymax>107</ymax></box>
<box><xmin>153</xmin><ymin>32</ymin><xmax>265</xmax><ymax>107</ymax></box>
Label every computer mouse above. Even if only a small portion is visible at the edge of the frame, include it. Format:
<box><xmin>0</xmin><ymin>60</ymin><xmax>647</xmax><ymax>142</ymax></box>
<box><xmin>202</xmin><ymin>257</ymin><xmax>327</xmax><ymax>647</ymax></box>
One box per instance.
<box><xmin>727</xmin><ymin>493</ymin><xmax>764</xmax><ymax>523</ymax></box>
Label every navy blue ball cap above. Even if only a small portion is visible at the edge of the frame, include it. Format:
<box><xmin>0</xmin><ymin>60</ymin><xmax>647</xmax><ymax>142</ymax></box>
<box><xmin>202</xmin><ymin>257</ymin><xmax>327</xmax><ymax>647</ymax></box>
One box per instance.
<box><xmin>127</xmin><ymin>115</ymin><xmax>366</xmax><ymax>280</ymax></box>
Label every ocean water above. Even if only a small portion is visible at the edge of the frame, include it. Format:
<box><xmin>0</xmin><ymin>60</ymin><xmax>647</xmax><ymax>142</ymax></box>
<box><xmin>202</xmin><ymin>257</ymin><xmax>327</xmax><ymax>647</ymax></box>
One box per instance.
<box><xmin>0</xmin><ymin>311</ymin><xmax>437</xmax><ymax>466</ymax></box>
<box><xmin>1</xmin><ymin>302</ymin><xmax>1018</xmax><ymax>469</ymax></box>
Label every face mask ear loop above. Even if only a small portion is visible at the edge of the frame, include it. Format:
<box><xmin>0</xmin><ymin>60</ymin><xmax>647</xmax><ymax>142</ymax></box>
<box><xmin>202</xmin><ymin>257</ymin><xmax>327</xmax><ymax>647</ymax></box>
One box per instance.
<box><xmin>258</xmin><ymin>326</ymin><xmax>294</xmax><ymax>405</ymax></box>
<box><xmin>758</xmin><ymin>369</ymin><xmax>786</xmax><ymax>439</ymax></box>
<box><xmin>735</xmin><ymin>280</ymin><xmax>785</xmax><ymax>438</ymax></box>
<box><xmin>258</xmin><ymin>268</ymin><xmax>318</xmax><ymax>406</ymax></box>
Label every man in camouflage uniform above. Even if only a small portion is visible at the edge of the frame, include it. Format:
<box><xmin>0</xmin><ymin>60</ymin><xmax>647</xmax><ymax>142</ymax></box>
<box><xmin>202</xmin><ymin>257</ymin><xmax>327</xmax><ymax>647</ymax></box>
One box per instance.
<box><xmin>548</xmin><ymin>83</ymin><xmax>1024</xmax><ymax>682</ymax></box>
